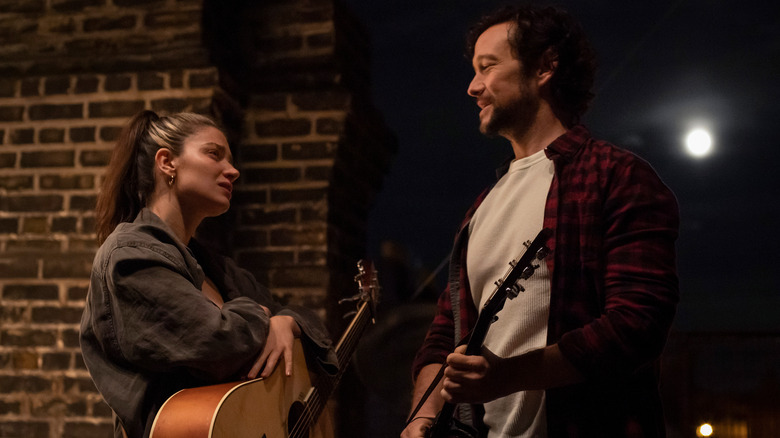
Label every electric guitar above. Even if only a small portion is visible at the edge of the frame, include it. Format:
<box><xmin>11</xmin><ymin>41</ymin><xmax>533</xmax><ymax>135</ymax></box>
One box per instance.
<box><xmin>150</xmin><ymin>260</ymin><xmax>380</xmax><ymax>438</ymax></box>
<box><xmin>425</xmin><ymin>229</ymin><xmax>553</xmax><ymax>438</ymax></box>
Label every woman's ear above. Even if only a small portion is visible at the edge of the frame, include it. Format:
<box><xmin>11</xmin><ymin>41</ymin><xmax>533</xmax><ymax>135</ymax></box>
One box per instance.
<box><xmin>155</xmin><ymin>148</ymin><xmax>176</xmax><ymax>180</ymax></box>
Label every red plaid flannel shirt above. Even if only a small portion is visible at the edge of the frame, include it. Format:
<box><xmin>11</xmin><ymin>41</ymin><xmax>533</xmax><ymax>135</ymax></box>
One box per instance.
<box><xmin>412</xmin><ymin>125</ymin><xmax>679</xmax><ymax>436</ymax></box>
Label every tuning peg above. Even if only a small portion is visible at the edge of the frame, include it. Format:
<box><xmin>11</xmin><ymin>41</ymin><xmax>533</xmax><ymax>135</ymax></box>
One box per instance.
<box><xmin>506</xmin><ymin>283</ymin><xmax>525</xmax><ymax>299</ymax></box>
<box><xmin>536</xmin><ymin>245</ymin><xmax>551</xmax><ymax>260</ymax></box>
<box><xmin>339</xmin><ymin>294</ymin><xmax>360</xmax><ymax>305</ymax></box>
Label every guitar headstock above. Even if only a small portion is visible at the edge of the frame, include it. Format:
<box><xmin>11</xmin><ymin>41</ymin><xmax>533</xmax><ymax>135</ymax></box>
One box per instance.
<box><xmin>339</xmin><ymin>259</ymin><xmax>381</xmax><ymax>322</ymax></box>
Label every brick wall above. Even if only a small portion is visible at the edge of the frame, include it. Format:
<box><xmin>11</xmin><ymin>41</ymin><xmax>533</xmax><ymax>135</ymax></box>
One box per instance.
<box><xmin>0</xmin><ymin>1</ymin><xmax>395</xmax><ymax>437</ymax></box>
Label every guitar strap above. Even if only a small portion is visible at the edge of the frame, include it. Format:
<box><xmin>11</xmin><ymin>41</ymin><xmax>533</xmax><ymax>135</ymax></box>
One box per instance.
<box><xmin>406</xmin><ymin>362</ymin><xmax>447</xmax><ymax>424</ymax></box>
<box><xmin>405</xmin><ymin>333</ymin><xmax>470</xmax><ymax>426</ymax></box>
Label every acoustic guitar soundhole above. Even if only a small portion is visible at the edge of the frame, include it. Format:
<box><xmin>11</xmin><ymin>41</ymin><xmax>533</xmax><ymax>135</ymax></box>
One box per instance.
<box><xmin>287</xmin><ymin>400</ymin><xmax>308</xmax><ymax>438</ymax></box>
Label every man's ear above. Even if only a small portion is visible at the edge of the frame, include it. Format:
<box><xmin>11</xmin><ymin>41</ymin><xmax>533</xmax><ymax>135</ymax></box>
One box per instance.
<box><xmin>537</xmin><ymin>48</ymin><xmax>558</xmax><ymax>88</ymax></box>
<box><xmin>155</xmin><ymin>148</ymin><xmax>176</xmax><ymax>179</ymax></box>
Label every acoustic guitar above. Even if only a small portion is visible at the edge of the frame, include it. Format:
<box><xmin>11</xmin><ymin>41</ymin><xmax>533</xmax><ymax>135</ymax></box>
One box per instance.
<box><xmin>150</xmin><ymin>260</ymin><xmax>380</xmax><ymax>438</ymax></box>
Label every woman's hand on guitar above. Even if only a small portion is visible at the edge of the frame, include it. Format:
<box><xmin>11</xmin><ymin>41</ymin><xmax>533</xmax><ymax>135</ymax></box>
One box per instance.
<box><xmin>246</xmin><ymin>315</ymin><xmax>301</xmax><ymax>379</ymax></box>
<box><xmin>441</xmin><ymin>345</ymin><xmax>510</xmax><ymax>404</ymax></box>
<box><xmin>400</xmin><ymin>416</ymin><xmax>434</xmax><ymax>438</ymax></box>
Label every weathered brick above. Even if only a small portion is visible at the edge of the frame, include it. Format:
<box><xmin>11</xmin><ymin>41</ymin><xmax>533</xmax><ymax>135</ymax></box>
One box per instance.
<box><xmin>64</xmin><ymin>376</ymin><xmax>97</xmax><ymax>393</ymax></box>
<box><xmin>3</xmin><ymin>284</ymin><xmax>59</xmax><ymax>300</ymax></box>
<box><xmin>21</xmin><ymin>150</ymin><xmax>75</xmax><ymax>167</ymax></box>
<box><xmin>82</xmin><ymin>216</ymin><xmax>96</xmax><ymax>233</ymax></box>
<box><xmin>0</xmin><ymin>78</ymin><xmax>16</xmax><ymax>97</ymax></box>
<box><xmin>61</xmin><ymin>328</ymin><xmax>80</xmax><ymax>348</ymax></box>
<box><xmin>0</xmin><ymin>400</ymin><xmax>22</xmax><ymax>415</ymax></box>
<box><xmin>40</xmin><ymin>174</ymin><xmax>94</xmax><ymax>189</ymax></box>
<box><xmin>298</xmin><ymin>249</ymin><xmax>327</xmax><ymax>265</ymax></box>
<box><xmin>0</xmin><ymin>217</ymin><xmax>18</xmax><ymax>233</ymax></box>
<box><xmin>3</xmin><ymin>194</ymin><xmax>64</xmax><ymax>212</ymax></box>
<box><xmin>39</xmin><ymin>127</ymin><xmax>66</xmax><ymax>143</ymax></box>
<box><xmin>243</xmin><ymin>167</ymin><xmax>301</xmax><ymax>184</ymax></box>
<box><xmin>29</xmin><ymin>103</ymin><xmax>83</xmax><ymax>120</ymax></box>
<box><xmin>70</xmin><ymin>126</ymin><xmax>96</xmax><ymax>142</ymax></box>
<box><xmin>189</xmin><ymin>70</ymin><xmax>217</xmax><ymax>88</ymax></box>
<box><xmin>75</xmin><ymin>75</ymin><xmax>99</xmax><ymax>94</ymax></box>
<box><xmin>12</xmin><ymin>350</ymin><xmax>39</xmax><ymax>369</ymax></box>
<box><xmin>80</xmin><ymin>149</ymin><xmax>111</xmax><ymax>167</ymax></box>
<box><xmin>239</xmin><ymin>207</ymin><xmax>296</xmax><ymax>226</ymax></box>
<box><xmin>43</xmin><ymin>253</ymin><xmax>92</xmax><ymax>278</ymax></box>
<box><xmin>270</xmin><ymin>226</ymin><xmax>326</xmax><ymax>246</ymax></box>
<box><xmin>32</xmin><ymin>306</ymin><xmax>84</xmax><ymax>323</ymax></box>
<box><xmin>304</xmin><ymin>165</ymin><xmax>331</xmax><ymax>181</ymax></box>
<box><xmin>10</xmin><ymin>128</ymin><xmax>34</xmax><ymax>144</ymax></box>
<box><xmin>315</xmin><ymin>117</ymin><xmax>343</xmax><ymax>135</ymax></box>
<box><xmin>89</xmin><ymin>100</ymin><xmax>144</xmax><ymax>118</ymax></box>
<box><xmin>272</xmin><ymin>266</ymin><xmax>329</xmax><ymax>288</ymax></box>
<box><xmin>138</xmin><ymin>71</ymin><xmax>165</xmax><ymax>90</ymax></box>
<box><xmin>83</xmin><ymin>15</ymin><xmax>136</xmax><ymax>32</ymax></box>
<box><xmin>0</xmin><ymin>153</ymin><xmax>16</xmax><ymax>168</ymax></box>
<box><xmin>270</xmin><ymin>186</ymin><xmax>327</xmax><ymax>203</ymax></box>
<box><xmin>144</xmin><ymin>10</ymin><xmax>201</xmax><ymax>29</ymax></box>
<box><xmin>0</xmin><ymin>105</ymin><xmax>24</xmax><ymax>121</ymax></box>
<box><xmin>67</xmin><ymin>285</ymin><xmax>88</xmax><ymax>301</ymax></box>
<box><xmin>151</xmin><ymin>97</ymin><xmax>207</xmax><ymax>114</ymax></box>
<box><xmin>52</xmin><ymin>216</ymin><xmax>77</xmax><ymax>232</ymax></box>
<box><xmin>0</xmin><ymin>421</ymin><xmax>49</xmax><ymax>438</ymax></box>
<box><xmin>255</xmin><ymin>119</ymin><xmax>311</xmax><ymax>137</ymax></box>
<box><xmin>237</xmin><ymin>250</ymin><xmax>295</xmax><ymax>269</ymax></box>
<box><xmin>282</xmin><ymin>141</ymin><xmax>336</xmax><ymax>160</ymax></box>
<box><xmin>70</xmin><ymin>195</ymin><xmax>97</xmax><ymax>211</ymax></box>
<box><xmin>42</xmin><ymin>352</ymin><xmax>72</xmax><ymax>371</ymax></box>
<box><xmin>51</xmin><ymin>0</ymin><xmax>105</xmax><ymax>12</ymax></box>
<box><xmin>250</xmin><ymin>93</ymin><xmax>287</xmax><ymax>111</ymax></box>
<box><xmin>0</xmin><ymin>175</ymin><xmax>34</xmax><ymax>190</ymax></box>
<box><xmin>99</xmin><ymin>126</ymin><xmax>122</xmax><ymax>142</ymax></box>
<box><xmin>20</xmin><ymin>78</ymin><xmax>40</xmax><ymax>96</ymax></box>
<box><xmin>62</xmin><ymin>421</ymin><xmax>113</xmax><ymax>438</ymax></box>
<box><xmin>1</xmin><ymin>305</ymin><xmax>28</xmax><ymax>324</ymax></box>
<box><xmin>170</xmin><ymin>70</ymin><xmax>184</xmax><ymax>88</ymax></box>
<box><xmin>292</xmin><ymin>91</ymin><xmax>348</xmax><ymax>111</ymax></box>
<box><xmin>44</xmin><ymin>76</ymin><xmax>71</xmax><ymax>95</ymax></box>
<box><xmin>104</xmin><ymin>73</ymin><xmax>132</xmax><ymax>91</ymax></box>
<box><xmin>239</xmin><ymin>143</ymin><xmax>278</xmax><ymax>162</ymax></box>
<box><xmin>0</xmin><ymin>256</ymin><xmax>38</xmax><ymax>278</ymax></box>
<box><xmin>22</xmin><ymin>216</ymin><xmax>48</xmax><ymax>233</ymax></box>
<box><xmin>6</xmin><ymin>239</ymin><xmax>61</xmax><ymax>253</ymax></box>
<box><xmin>65</xmin><ymin>399</ymin><xmax>88</xmax><ymax>416</ymax></box>
<box><xmin>114</xmin><ymin>0</ymin><xmax>165</xmax><ymax>6</ymax></box>
<box><xmin>1</xmin><ymin>330</ymin><xmax>57</xmax><ymax>348</ymax></box>
<box><xmin>0</xmin><ymin>0</ymin><xmax>45</xmax><ymax>13</ymax></box>
<box><xmin>231</xmin><ymin>230</ymin><xmax>268</xmax><ymax>249</ymax></box>
<box><xmin>70</xmin><ymin>238</ymin><xmax>98</xmax><ymax>252</ymax></box>
<box><xmin>231</xmin><ymin>189</ymin><xmax>268</xmax><ymax>205</ymax></box>
<box><xmin>307</xmin><ymin>32</ymin><xmax>334</xmax><ymax>49</ymax></box>
<box><xmin>44</xmin><ymin>16</ymin><xmax>77</xmax><ymax>34</ymax></box>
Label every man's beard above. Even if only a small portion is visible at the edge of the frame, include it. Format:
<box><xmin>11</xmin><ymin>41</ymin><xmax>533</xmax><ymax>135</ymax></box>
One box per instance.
<box><xmin>480</xmin><ymin>91</ymin><xmax>539</xmax><ymax>138</ymax></box>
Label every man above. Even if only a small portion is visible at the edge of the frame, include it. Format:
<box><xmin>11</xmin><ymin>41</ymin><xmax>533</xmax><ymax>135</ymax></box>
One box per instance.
<box><xmin>402</xmin><ymin>4</ymin><xmax>679</xmax><ymax>438</ymax></box>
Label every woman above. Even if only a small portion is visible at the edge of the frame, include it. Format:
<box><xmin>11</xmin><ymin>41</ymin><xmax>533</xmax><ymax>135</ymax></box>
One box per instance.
<box><xmin>80</xmin><ymin>111</ymin><xmax>335</xmax><ymax>438</ymax></box>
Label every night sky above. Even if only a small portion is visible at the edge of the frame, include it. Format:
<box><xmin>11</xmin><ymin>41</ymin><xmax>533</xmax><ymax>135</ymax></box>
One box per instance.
<box><xmin>342</xmin><ymin>0</ymin><xmax>780</xmax><ymax>332</ymax></box>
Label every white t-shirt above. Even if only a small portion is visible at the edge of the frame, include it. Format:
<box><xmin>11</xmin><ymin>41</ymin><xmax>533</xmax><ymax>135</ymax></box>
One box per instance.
<box><xmin>467</xmin><ymin>149</ymin><xmax>554</xmax><ymax>437</ymax></box>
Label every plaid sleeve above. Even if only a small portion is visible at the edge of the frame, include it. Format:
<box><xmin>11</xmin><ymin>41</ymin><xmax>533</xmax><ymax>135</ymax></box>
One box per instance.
<box><xmin>556</xmin><ymin>149</ymin><xmax>680</xmax><ymax>378</ymax></box>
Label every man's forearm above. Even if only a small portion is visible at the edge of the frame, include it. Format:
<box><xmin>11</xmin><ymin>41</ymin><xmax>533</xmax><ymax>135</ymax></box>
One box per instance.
<box><xmin>409</xmin><ymin>363</ymin><xmax>446</xmax><ymax>419</ymax></box>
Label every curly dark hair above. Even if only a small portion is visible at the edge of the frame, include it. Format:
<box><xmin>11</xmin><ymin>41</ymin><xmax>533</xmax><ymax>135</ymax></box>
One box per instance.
<box><xmin>466</xmin><ymin>4</ymin><xmax>596</xmax><ymax>127</ymax></box>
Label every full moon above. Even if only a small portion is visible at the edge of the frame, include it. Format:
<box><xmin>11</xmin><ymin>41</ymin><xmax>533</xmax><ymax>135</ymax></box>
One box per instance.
<box><xmin>685</xmin><ymin>128</ymin><xmax>713</xmax><ymax>157</ymax></box>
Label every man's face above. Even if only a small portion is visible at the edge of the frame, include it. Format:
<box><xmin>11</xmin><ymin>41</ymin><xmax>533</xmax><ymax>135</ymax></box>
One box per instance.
<box><xmin>467</xmin><ymin>22</ymin><xmax>539</xmax><ymax>137</ymax></box>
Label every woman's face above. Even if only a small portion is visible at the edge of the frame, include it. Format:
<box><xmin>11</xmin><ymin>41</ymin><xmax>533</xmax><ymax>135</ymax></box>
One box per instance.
<box><xmin>171</xmin><ymin>126</ymin><xmax>239</xmax><ymax>218</ymax></box>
